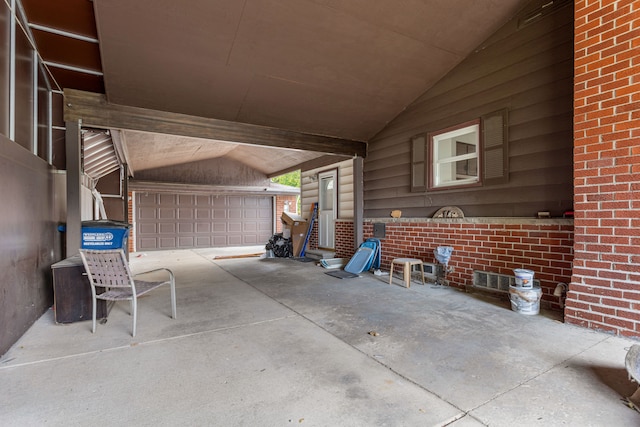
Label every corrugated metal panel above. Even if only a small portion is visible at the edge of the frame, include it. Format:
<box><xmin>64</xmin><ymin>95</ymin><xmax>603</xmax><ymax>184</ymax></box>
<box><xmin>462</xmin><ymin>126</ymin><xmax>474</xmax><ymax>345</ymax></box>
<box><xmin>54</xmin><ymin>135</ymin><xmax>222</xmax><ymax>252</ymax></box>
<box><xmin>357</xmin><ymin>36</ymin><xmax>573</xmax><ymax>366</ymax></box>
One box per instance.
<box><xmin>82</xmin><ymin>129</ymin><xmax>121</xmax><ymax>180</ymax></box>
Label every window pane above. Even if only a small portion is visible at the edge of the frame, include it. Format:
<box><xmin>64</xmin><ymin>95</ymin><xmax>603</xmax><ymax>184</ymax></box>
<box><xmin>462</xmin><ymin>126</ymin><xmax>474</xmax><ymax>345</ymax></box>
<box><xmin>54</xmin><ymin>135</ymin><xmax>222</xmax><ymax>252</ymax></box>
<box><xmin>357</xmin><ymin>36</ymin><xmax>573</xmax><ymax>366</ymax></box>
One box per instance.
<box><xmin>431</xmin><ymin>122</ymin><xmax>480</xmax><ymax>188</ymax></box>
<box><xmin>320</xmin><ymin>176</ymin><xmax>334</xmax><ymax>210</ymax></box>
<box><xmin>454</xmin><ymin>158</ymin><xmax>477</xmax><ymax>179</ymax></box>
<box><xmin>456</xmin><ymin>141</ymin><xmax>476</xmax><ymax>155</ymax></box>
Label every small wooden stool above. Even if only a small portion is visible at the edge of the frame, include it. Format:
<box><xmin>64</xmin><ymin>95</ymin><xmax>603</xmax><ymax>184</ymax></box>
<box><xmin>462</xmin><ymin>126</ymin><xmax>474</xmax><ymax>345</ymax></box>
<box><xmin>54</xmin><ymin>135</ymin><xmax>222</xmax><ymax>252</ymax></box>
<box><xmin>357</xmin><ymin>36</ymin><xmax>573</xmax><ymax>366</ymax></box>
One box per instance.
<box><xmin>389</xmin><ymin>258</ymin><xmax>425</xmax><ymax>288</ymax></box>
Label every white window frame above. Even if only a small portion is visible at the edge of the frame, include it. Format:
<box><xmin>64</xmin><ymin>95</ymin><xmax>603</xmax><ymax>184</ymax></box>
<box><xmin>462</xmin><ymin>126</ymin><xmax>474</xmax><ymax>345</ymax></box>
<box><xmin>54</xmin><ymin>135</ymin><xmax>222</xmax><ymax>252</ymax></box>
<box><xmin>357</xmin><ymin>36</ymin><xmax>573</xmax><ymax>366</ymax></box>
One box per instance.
<box><xmin>430</xmin><ymin>120</ymin><xmax>481</xmax><ymax>189</ymax></box>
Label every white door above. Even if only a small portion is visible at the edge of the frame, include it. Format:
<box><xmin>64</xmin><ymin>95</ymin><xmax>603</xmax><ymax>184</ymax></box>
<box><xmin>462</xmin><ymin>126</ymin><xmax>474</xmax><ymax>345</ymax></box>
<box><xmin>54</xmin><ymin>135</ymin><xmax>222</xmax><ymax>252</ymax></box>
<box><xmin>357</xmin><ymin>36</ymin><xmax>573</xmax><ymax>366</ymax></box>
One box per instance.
<box><xmin>318</xmin><ymin>170</ymin><xmax>337</xmax><ymax>248</ymax></box>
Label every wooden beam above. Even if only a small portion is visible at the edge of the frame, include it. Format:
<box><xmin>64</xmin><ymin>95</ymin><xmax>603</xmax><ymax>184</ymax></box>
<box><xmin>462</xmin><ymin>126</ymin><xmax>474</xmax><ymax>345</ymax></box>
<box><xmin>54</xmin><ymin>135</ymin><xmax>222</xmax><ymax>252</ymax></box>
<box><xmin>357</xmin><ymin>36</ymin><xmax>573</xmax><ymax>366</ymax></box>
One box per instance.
<box><xmin>64</xmin><ymin>89</ymin><xmax>367</xmax><ymax>157</ymax></box>
<box><xmin>129</xmin><ymin>180</ymin><xmax>300</xmax><ymax>196</ymax></box>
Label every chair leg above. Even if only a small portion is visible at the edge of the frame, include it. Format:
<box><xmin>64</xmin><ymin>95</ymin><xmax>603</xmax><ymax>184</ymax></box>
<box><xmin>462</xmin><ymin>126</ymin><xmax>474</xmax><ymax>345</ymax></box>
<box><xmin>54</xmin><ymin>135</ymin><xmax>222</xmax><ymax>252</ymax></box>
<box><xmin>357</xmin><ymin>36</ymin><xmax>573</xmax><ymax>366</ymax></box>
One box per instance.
<box><xmin>92</xmin><ymin>297</ymin><xmax>97</xmax><ymax>334</ymax></box>
<box><xmin>131</xmin><ymin>297</ymin><xmax>137</xmax><ymax>337</ymax></box>
<box><xmin>420</xmin><ymin>263</ymin><xmax>425</xmax><ymax>286</ymax></box>
<box><xmin>169</xmin><ymin>274</ymin><xmax>177</xmax><ymax>319</ymax></box>
<box><xmin>404</xmin><ymin>262</ymin><xmax>411</xmax><ymax>288</ymax></box>
<box><xmin>389</xmin><ymin>263</ymin><xmax>394</xmax><ymax>285</ymax></box>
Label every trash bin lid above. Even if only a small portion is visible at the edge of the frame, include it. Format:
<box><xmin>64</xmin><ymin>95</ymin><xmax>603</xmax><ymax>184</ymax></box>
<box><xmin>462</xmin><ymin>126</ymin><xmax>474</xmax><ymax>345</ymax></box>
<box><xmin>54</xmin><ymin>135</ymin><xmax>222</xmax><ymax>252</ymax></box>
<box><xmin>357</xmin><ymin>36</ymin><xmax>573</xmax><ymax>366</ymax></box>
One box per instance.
<box><xmin>81</xmin><ymin>219</ymin><xmax>130</xmax><ymax>228</ymax></box>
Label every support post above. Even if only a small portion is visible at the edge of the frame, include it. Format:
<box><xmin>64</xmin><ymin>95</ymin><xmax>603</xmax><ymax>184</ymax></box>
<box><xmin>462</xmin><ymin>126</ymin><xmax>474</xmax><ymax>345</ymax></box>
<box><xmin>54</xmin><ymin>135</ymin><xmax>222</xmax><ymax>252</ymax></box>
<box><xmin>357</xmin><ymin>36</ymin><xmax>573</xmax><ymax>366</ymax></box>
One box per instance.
<box><xmin>65</xmin><ymin>120</ymin><xmax>82</xmax><ymax>256</ymax></box>
<box><xmin>353</xmin><ymin>156</ymin><xmax>364</xmax><ymax>250</ymax></box>
<box><xmin>122</xmin><ymin>164</ymin><xmax>129</xmax><ymax>223</ymax></box>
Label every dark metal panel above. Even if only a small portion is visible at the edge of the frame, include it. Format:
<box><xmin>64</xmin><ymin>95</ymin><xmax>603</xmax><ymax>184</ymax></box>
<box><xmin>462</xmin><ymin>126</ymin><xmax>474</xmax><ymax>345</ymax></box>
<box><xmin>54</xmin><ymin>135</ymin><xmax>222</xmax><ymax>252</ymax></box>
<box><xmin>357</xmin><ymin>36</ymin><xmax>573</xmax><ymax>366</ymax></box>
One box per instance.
<box><xmin>51</xmin><ymin>128</ymin><xmax>66</xmax><ymax>169</ymax></box>
<box><xmin>31</xmin><ymin>29</ymin><xmax>101</xmax><ymax>71</ymax></box>
<box><xmin>14</xmin><ymin>26</ymin><xmax>34</xmax><ymax>150</ymax></box>
<box><xmin>0</xmin><ymin>3</ymin><xmax>9</xmax><ymax>137</ymax></box>
<box><xmin>37</xmin><ymin>65</ymin><xmax>50</xmax><ymax>161</ymax></box>
<box><xmin>0</xmin><ymin>135</ymin><xmax>57</xmax><ymax>356</ymax></box>
<box><xmin>21</xmin><ymin>0</ymin><xmax>98</xmax><ymax>38</ymax></box>
<box><xmin>50</xmin><ymin>68</ymin><xmax>104</xmax><ymax>94</ymax></box>
<box><xmin>51</xmin><ymin>91</ymin><xmax>64</xmax><ymax>127</ymax></box>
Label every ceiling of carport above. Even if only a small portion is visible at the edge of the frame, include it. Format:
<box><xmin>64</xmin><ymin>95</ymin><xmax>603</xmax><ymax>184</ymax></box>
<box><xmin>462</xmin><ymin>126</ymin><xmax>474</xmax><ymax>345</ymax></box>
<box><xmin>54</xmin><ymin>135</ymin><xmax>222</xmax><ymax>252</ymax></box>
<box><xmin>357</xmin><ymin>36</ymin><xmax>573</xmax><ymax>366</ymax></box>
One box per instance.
<box><xmin>21</xmin><ymin>0</ymin><xmax>531</xmax><ymax>175</ymax></box>
<box><xmin>121</xmin><ymin>130</ymin><xmax>329</xmax><ymax>175</ymax></box>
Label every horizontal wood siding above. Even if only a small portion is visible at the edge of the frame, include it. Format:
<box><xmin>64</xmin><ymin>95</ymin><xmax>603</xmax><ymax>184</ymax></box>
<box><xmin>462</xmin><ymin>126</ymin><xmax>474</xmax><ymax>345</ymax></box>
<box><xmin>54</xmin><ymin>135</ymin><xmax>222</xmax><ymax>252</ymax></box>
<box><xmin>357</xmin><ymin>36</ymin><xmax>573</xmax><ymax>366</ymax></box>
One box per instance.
<box><xmin>365</xmin><ymin>3</ymin><xmax>574</xmax><ymax>219</ymax></box>
<box><xmin>301</xmin><ymin>159</ymin><xmax>354</xmax><ymax>219</ymax></box>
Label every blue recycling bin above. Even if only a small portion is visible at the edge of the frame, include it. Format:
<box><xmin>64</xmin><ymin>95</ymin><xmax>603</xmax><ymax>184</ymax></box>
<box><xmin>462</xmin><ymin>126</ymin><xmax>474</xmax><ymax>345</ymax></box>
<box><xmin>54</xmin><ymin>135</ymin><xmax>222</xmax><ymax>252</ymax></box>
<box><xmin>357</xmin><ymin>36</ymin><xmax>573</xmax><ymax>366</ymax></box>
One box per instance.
<box><xmin>81</xmin><ymin>220</ymin><xmax>130</xmax><ymax>250</ymax></box>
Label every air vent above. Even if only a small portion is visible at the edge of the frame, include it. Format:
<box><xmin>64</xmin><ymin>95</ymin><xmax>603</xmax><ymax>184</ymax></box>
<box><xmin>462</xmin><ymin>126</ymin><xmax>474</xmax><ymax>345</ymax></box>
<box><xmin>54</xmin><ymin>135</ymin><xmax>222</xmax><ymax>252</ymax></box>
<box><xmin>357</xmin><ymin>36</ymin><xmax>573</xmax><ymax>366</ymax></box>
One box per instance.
<box><xmin>415</xmin><ymin>262</ymin><xmax>443</xmax><ymax>279</ymax></box>
<box><xmin>82</xmin><ymin>129</ymin><xmax>121</xmax><ymax>180</ymax></box>
<box><xmin>473</xmin><ymin>270</ymin><xmax>541</xmax><ymax>293</ymax></box>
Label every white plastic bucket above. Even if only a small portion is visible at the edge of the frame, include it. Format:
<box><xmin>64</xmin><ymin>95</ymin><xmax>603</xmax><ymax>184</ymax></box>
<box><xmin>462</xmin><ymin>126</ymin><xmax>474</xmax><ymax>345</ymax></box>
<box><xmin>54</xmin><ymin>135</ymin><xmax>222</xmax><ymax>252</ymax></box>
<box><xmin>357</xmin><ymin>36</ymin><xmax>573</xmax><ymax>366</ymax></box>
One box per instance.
<box><xmin>514</xmin><ymin>268</ymin><xmax>535</xmax><ymax>288</ymax></box>
<box><xmin>509</xmin><ymin>285</ymin><xmax>542</xmax><ymax>315</ymax></box>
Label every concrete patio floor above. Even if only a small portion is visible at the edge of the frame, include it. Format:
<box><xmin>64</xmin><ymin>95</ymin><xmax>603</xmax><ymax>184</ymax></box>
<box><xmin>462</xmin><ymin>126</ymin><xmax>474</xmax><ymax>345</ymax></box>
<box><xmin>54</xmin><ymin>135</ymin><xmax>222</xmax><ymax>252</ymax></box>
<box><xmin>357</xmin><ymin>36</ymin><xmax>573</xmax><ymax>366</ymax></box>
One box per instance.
<box><xmin>1</xmin><ymin>247</ymin><xmax>639</xmax><ymax>426</ymax></box>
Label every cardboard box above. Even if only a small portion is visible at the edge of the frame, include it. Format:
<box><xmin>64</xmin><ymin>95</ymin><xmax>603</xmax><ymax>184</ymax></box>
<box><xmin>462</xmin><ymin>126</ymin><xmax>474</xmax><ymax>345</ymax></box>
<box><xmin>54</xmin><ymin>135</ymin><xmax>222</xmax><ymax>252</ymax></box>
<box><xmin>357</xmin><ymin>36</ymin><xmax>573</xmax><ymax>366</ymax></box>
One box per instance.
<box><xmin>281</xmin><ymin>212</ymin><xmax>308</xmax><ymax>257</ymax></box>
<box><xmin>281</xmin><ymin>212</ymin><xmax>306</xmax><ymax>226</ymax></box>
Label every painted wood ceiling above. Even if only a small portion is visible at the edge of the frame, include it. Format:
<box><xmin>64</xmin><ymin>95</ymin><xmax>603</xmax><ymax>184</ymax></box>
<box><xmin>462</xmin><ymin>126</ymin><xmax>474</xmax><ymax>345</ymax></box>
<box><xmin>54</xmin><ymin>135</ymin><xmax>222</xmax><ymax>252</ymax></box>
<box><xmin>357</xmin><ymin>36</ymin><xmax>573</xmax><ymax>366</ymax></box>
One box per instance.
<box><xmin>21</xmin><ymin>0</ymin><xmax>530</xmax><ymax>176</ymax></box>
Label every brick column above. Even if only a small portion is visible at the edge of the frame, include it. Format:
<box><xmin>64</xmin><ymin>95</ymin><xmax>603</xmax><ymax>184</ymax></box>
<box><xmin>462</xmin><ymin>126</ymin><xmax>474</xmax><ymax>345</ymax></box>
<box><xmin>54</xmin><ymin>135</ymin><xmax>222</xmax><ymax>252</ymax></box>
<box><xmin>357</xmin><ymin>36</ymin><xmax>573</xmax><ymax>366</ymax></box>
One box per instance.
<box><xmin>275</xmin><ymin>195</ymin><xmax>299</xmax><ymax>233</ymax></box>
<box><xmin>569</xmin><ymin>0</ymin><xmax>640</xmax><ymax>337</ymax></box>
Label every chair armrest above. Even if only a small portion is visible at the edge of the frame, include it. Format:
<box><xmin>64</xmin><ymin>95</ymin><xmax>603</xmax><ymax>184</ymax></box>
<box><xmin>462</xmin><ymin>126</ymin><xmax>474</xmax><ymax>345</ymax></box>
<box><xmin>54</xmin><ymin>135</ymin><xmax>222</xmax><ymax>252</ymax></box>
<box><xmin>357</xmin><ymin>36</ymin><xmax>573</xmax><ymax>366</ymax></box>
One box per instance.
<box><xmin>133</xmin><ymin>268</ymin><xmax>175</xmax><ymax>281</ymax></box>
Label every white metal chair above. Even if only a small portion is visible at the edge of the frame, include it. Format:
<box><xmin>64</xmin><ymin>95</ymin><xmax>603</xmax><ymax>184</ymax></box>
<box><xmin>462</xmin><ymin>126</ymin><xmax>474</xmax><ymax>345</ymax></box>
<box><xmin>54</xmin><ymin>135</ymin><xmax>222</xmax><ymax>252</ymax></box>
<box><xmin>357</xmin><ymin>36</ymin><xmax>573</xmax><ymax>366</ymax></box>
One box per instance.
<box><xmin>79</xmin><ymin>249</ymin><xmax>177</xmax><ymax>336</ymax></box>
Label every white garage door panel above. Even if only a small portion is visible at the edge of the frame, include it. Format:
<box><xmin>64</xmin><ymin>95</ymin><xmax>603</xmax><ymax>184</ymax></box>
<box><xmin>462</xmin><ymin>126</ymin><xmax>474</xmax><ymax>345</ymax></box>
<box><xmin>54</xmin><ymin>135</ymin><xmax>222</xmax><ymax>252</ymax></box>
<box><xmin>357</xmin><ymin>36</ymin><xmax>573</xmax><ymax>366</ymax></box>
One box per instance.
<box><xmin>196</xmin><ymin>209</ymin><xmax>210</xmax><ymax>219</ymax></box>
<box><xmin>159</xmin><ymin>223</ymin><xmax>176</xmax><ymax>233</ymax></box>
<box><xmin>196</xmin><ymin>223</ymin><xmax>210</xmax><ymax>233</ymax></box>
<box><xmin>159</xmin><ymin>208</ymin><xmax>176</xmax><ymax>219</ymax></box>
<box><xmin>179</xmin><ymin>208</ymin><xmax>194</xmax><ymax>219</ymax></box>
<box><xmin>160</xmin><ymin>237</ymin><xmax>177</xmax><ymax>248</ymax></box>
<box><xmin>136</xmin><ymin>192</ymin><xmax>273</xmax><ymax>251</ymax></box>
<box><xmin>138</xmin><ymin>207</ymin><xmax>157</xmax><ymax>219</ymax></box>
<box><xmin>196</xmin><ymin>236</ymin><xmax>211</xmax><ymax>246</ymax></box>
<box><xmin>179</xmin><ymin>236</ymin><xmax>194</xmax><ymax>246</ymax></box>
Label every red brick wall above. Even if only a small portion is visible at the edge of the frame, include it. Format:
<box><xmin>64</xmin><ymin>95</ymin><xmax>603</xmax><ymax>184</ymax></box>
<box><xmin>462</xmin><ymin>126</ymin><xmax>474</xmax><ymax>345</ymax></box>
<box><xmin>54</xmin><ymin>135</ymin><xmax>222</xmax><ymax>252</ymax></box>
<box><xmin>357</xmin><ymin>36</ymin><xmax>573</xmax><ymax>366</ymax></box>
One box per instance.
<box><xmin>335</xmin><ymin>220</ymin><xmax>573</xmax><ymax>309</ymax></box>
<box><xmin>309</xmin><ymin>221</ymin><xmax>318</xmax><ymax>251</ymax></box>
<box><xmin>335</xmin><ymin>220</ymin><xmax>355</xmax><ymax>259</ymax></box>
<box><xmin>569</xmin><ymin>0</ymin><xmax>640</xmax><ymax>337</ymax></box>
<box><xmin>275</xmin><ymin>195</ymin><xmax>299</xmax><ymax>233</ymax></box>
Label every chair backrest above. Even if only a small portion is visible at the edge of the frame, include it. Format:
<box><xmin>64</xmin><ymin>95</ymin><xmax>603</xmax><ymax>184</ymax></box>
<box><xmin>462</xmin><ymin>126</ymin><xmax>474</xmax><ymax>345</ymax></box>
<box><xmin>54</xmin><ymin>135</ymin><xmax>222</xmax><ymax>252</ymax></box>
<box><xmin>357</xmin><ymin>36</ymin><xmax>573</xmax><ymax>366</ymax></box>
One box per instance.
<box><xmin>79</xmin><ymin>249</ymin><xmax>134</xmax><ymax>289</ymax></box>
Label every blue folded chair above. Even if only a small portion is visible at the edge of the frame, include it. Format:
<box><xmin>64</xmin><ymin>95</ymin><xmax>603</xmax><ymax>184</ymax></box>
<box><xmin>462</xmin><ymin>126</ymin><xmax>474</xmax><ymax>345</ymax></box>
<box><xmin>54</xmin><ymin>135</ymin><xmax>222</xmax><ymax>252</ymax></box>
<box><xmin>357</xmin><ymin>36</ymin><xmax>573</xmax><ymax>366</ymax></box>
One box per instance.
<box><xmin>344</xmin><ymin>238</ymin><xmax>381</xmax><ymax>274</ymax></box>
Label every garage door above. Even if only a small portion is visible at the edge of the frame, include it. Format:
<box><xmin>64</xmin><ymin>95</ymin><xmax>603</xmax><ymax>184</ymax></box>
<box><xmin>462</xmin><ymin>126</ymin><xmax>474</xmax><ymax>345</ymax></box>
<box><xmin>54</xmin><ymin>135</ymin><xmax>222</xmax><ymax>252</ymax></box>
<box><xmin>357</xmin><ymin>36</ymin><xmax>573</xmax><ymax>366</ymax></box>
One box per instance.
<box><xmin>135</xmin><ymin>193</ymin><xmax>273</xmax><ymax>250</ymax></box>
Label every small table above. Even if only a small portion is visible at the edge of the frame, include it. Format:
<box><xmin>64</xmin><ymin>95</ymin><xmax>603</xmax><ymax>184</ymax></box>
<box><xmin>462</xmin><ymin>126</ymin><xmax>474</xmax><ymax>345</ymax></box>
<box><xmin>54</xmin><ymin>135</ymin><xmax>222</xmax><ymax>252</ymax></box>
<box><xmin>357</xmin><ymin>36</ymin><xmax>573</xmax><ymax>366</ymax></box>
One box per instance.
<box><xmin>389</xmin><ymin>258</ymin><xmax>425</xmax><ymax>288</ymax></box>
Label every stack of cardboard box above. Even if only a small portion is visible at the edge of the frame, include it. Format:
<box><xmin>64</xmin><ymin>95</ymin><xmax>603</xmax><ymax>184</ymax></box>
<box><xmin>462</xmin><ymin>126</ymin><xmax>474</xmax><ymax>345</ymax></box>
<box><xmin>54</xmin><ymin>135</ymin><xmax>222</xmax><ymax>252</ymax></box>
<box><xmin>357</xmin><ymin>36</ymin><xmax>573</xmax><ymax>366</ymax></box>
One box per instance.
<box><xmin>281</xmin><ymin>212</ymin><xmax>308</xmax><ymax>257</ymax></box>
